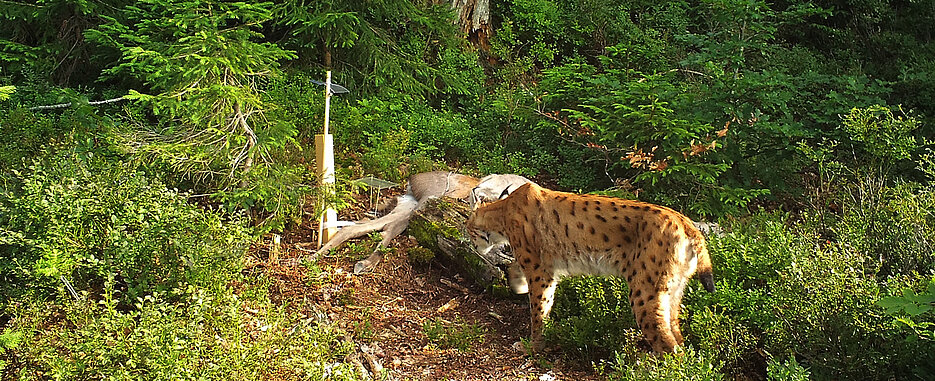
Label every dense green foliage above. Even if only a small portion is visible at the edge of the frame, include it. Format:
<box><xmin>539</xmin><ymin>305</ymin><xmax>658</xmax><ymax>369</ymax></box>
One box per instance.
<box><xmin>2</xmin><ymin>0</ymin><xmax>934</xmax><ymax>379</ymax></box>
<box><xmin>0</xmin><ymin>152</ymin><xmax>248</xmax><ymax>300</ymax></box>
<box><xmin>0</xmin><ymin>124</ymin><xmax>364</xmax><ymax>379</ymax></box>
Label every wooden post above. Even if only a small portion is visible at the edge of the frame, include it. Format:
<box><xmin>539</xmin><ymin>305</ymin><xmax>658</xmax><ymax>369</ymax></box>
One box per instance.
<box><xmin>270</xmin><ymin>234</ymin><xmax>281</xmax><ymax>263</ymax></box>
<box><xmin>317</xmin><ymin>71</ymin><xmax>337</xmax><ymax>247</ymax></box>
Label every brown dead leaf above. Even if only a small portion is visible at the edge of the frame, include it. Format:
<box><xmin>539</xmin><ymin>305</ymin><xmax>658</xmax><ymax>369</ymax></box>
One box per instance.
<box><xmin>624</xmin><ymin>148</ymin><xmax>655</xmax><ymax>168</ymax></box>
<box><xmin>717</xmin><ymin>121</ymin><xmax>730</xmax><ymax>137</ymax></box>
<box><xmin>689</xmin><ymin>142</ymin><xmax>709</xmax><ymax>156</ymax></box>
<box><xmin>650</xmin><ymin>160</ymin><xmax>669</xmax><ymax>171</ymax></box>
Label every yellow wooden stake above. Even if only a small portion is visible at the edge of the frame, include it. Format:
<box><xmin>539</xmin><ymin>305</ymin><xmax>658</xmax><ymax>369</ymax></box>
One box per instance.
<box><xmin>317</xmin><ymin>71</ymin><xmax>337</xmax><ymax>247</ymax></box>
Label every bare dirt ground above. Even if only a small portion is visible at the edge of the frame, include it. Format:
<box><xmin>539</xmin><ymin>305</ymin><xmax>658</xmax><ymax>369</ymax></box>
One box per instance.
<box><xmin>249</xmin><ymin>190</ymin><xmax>602</xmax><ymax>381</ymax></box>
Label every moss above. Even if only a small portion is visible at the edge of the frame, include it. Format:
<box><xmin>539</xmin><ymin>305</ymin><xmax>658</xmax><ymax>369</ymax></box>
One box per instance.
<box><xmin>490</xmin><ymin>284</ymin><xmax>515</xmax><ymax>299</ymax></box>
<box><xmin>408</xmin><ymin>218</ymin><xmax>441</xmax><ymax>252</ymax></box>
<box><xmin>432</xmin><ymin>197</ymin><xmax>456</xmax><ymax>212</ymax></box>
<box><xmin>406</xmin><ymin>246</ymin><xmax>435</xmax><ymax>267</ymax></box>
<box><xmin>458</xmin><ymin>245</ymin><xmax>491</xmax><ymax>281</ymax></box>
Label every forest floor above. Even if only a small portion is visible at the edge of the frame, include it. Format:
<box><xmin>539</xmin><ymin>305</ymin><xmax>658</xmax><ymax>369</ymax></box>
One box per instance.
<box><xmin>249</xmin><ymin>189</ymin><xmax>601</xmax><ymax>380</ymax></box>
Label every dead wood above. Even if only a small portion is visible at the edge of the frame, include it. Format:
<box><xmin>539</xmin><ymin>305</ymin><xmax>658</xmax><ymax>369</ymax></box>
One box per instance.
<box><xmin>407</xmin><ymin>197</ymin><xmax>513</xmax><ymax>291</ymax></box>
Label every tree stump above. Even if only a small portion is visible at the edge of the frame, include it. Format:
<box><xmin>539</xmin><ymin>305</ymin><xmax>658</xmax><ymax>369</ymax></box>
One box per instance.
<box><xmin>407</xmin><ymin>197</ymin><xmax>513</xmax><ymax>294</ymax></box>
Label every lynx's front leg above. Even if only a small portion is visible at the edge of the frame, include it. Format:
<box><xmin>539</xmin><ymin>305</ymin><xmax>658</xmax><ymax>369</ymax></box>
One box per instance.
<box><xmin>507</xmin><ymin>262</ymin><xmax>529</xmax><ymax>294</ymax></box>
<box><xmin>527</xmin><ymin>272</ymin><xmax>558</xmax><ymax>352</ymax></box>
<box><xmin>516</xmin><ymin>249</ymin><xmax>557</xmax><ymax>352</ymax></box>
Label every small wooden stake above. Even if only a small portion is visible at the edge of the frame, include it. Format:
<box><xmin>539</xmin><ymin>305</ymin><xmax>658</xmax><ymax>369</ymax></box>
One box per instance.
<box><xmin>316</xmin><ymin>133</ymin><xmax>337</xmax><ymax>247</ymax></box>
<box><xmin>316</xmin><ymin>71</ymin><xmax>338</xmax><ymax>248</ymax></box>
<box><xmin>270</xmin><ymin>234</ymin><xmax>281</xmax><ymax>263</ymax></box>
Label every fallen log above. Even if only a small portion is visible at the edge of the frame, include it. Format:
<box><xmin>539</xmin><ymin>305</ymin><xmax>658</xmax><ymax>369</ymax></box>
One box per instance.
<box><xmin>406</xmin><ymin>197</ymin><xmax>514</xmax><ymax>293</ymax></box>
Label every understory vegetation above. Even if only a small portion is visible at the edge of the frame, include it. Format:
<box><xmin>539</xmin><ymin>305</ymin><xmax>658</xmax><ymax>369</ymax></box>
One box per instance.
<box><xmin>1</xmin><ymin>0</ymin><xmax>933</xmax><ymax>379</ymax></box>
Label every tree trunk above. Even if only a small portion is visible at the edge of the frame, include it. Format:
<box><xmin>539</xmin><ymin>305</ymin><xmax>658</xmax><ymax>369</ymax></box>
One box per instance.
<box><xmin>407</xmin><ymin>197</ymin><xmax>513</xmax><ymax>294</ymax></box>
<box><xmin>448</xmin><ymin>0</ymin><xmax>492</xmax><ymax>51</ymax></box>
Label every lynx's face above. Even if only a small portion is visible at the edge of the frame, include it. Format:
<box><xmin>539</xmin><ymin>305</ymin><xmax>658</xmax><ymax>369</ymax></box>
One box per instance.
<box><xmin>467</xmin><ymin>228</ymin><xmax>510</xmax><ymax>256</ymax></box>
<box><xmin>465</xmin><ymin>212</ymin><xmax>510</xmax><ymax>256</ymax></box>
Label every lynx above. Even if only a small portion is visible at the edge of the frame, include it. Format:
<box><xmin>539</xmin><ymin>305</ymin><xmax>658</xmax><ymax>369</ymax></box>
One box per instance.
<box><xmin>466</xmin><ymin>182</ymin><xmax>715</xmax><ymax>353</ymax></box>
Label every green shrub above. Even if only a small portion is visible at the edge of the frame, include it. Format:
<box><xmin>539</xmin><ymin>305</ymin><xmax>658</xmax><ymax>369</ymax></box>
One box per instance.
<box><xmin>211</xmin><ymin>162</ymin><xmax>316</xmax><ymax>232</ymax></box>
<box><xmin>360</xmin><ymin>128</ymin><xmax>435</xmax><ymax>183</ymax></box>
<box><xmin>0</xmin><ymin>328</ymin><xmax>23</xmax><ymax>374</ymax></box>
<box><xmin>338</xmin><ymin>96</ymin><xmax>501</xmax><ymax>182</ymax></box>
<box><xmin>692</xmin><ymin>210</ymin><xmax>935</xmax><ymax>380</ymax></box>
<box><xmin>878</xmin><ymin>278</ymin><xmax>935</xmax><ymax>338</ymax></box>
<box><xmin>877</xmin><ymin>277</ymin><xmax>935</xmax><ymax>378</ymax></box>
<box><xmin>797</xmin><ymin>106</ymin><xmax>933</xmax><ymax>278</ymax></box>
<box><xmin>0</xmin><ymin>152</ymin><xmax>251</xmax><ymax>303</ymax></box>
<box><xmin>688</xmin><ymin>306</ymin><xmax>756</xmax><ymax>375</ymax></box>
<box><xmin>766</xmin><ymin>356</ymin><xmax>810</xmax><ymax>381</ymax></box>
<box><xmin>0</xmin><ymin>108</ymin><xmax>54</xmax><ymax>171</ymax></box>
<box><xmin>547</xmin><ymin>276</ymin><xmax>636</xmax><ymax>359</ymax></box>
<box><xmin>0</xmin><ymin>150</ymin><xmax>367</xmax><ymax>379</ymax></box>
<box><xmin>0</xmin><ymin>106</ymin><xmax>108</xmax><ymax>173</ymax></box>
<box><xmin>605</xmin><ymin>347</ymin><xmax>724</xmax><ymax>381</ymax></box>
<box><xmin>4</xmin><ymin>287</ymin><xmax>363</xmax><ymax>380</ymax></box>
<box><xmin>832</xmin><ymin>182</ymin><xmax>935</xmax><ymax>278</ymax></box>
<box><xmin>763</xmin><ymin>239</ymin><xmax>892</xmax><ymax>379</ymax></box>
<box><xmin>685</xmin><ymin>213</ymin><xmax>800</xmax><ymax>337</ymax></box>
<box><xmin>841</xmin><ymin>105</ymin><xmax>922</xmax><ymax>164</ymax></box>
<box><xmin>0</xmin><ymin>85</ymin><xmax>14</xmax><ymax>101</ymax></box>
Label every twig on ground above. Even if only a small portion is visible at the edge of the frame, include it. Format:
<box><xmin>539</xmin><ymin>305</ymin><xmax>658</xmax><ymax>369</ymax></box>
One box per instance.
<box><xmin>439</xmin><ymin>278</ymin><xmax>471</xmax><ymax>294</ymax></box>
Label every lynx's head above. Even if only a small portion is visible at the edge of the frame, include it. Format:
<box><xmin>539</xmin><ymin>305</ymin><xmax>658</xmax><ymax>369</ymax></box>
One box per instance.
<box><xmin>465</xmin><ymin>200</ymin><xmax>512</xmax><ymax>256</ymax></box>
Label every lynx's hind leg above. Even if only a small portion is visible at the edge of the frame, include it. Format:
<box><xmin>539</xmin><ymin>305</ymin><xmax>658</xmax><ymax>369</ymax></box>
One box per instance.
<box><xmin>665</xmin><ymin>236</ymin><xmax>699</xmax><ymax>346</ymax></box>
<box><xmin>667</xmin><ymin>289</ymin><xmax>685</xmax><ymax>345</ymax></box>
<box><xmin>637</xmin><ymin>296</ymin><xmax>679</xmax><ymax>353</ymax></box>
<box><xmin>665</xmin><ymin>271</ymin><xmax>691</xmax><ymax>346</ymax></box>
<box><xmin>630</xmin><ymin>278</ymin><xmax>680</xmax><ymax>353</ymax></box>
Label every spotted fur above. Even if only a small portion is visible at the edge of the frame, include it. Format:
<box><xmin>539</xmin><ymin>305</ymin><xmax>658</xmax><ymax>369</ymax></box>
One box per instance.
<box><xmin>466</xmin><ymin>182</ymin><xmax>715</xmax><ymax>353</ymax></box>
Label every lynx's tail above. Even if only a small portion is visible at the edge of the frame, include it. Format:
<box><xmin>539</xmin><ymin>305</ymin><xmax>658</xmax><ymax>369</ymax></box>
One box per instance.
<box><xmin>694</xmin><ymin>239</ymin><xmax>716</xmax><ymax>293</ymax></box>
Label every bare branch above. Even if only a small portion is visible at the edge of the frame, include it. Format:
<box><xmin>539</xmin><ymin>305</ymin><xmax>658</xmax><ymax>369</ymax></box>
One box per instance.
<box><xmin>28</xmin><ymin>96</ymin><xmax>128</xmax><ymax>111</ymax></box>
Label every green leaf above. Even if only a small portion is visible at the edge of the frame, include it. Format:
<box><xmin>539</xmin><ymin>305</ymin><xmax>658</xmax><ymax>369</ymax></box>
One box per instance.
<box><xmin>903</xmin><ymin>303</ymin><xmax>931</xmax><ymax>317</ymax></box>
<box><xmin>877</xmin><ymin>296</ymin><xmax>908</xmax><ymax>315</ymax></box>
<box><xmin>0</xmin><ymin>85</ymin><xmax>15</xmax><ymax>101</ymax></box>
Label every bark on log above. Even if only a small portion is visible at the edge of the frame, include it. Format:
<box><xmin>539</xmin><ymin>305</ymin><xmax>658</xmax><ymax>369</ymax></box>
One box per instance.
<box><xmin>449</xmin><ymin>0</ymin><xmax>490</xmax><ymax>34</ymax></box>
<box><xmin>407</xmin><ymin>197</ymin><xmax>513</xmax><ymax>294</ymax></box>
